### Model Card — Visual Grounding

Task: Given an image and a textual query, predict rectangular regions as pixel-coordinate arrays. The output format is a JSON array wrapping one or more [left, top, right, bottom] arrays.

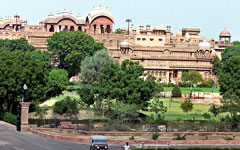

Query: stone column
[[20, 102, 31, 132]]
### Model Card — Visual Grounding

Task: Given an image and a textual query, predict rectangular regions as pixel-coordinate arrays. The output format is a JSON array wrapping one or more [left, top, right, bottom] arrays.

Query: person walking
[[123, 142, 130, 150]]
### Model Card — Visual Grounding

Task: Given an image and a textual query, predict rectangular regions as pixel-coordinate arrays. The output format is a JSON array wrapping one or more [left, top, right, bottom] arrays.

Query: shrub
[[152, 132, 160, 140], [205, 136, 208, 140], [171, 85, 182, 97], [206, 80, 215, 88], [202, 113, 211, 120], [129, 136, 135, 140], [178, 82, 191, 87], [173, 134, 186, 140], [0, 112, 17, 125], [53, 96, 79, 116], [224, 136, 235, 140]]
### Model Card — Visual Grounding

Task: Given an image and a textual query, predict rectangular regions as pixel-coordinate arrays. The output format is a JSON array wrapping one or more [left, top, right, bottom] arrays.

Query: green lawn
[[146, 98, 222, 121], [40, 91, 79, 107], [163, 87, 220, 94]]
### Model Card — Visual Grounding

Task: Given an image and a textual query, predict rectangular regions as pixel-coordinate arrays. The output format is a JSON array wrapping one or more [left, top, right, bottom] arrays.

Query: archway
[[70, 26, 74, 31]]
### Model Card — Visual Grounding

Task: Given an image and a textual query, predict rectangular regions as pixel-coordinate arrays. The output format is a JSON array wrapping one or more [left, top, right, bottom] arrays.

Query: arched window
[[93, 24, 97, 33], [100, 25, 104, 33], [78, 26, 82, 31], [70, 26, 74, 31], [106, 25, 111, 33], [49, 25, 54, 32]]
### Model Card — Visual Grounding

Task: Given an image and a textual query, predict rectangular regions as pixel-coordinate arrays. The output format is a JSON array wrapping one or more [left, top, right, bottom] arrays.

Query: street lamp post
[[23, 84, 27, 102]]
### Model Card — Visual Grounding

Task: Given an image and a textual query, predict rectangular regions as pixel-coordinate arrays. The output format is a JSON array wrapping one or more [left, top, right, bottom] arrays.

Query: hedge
[[29, 118, 110, 127], [134, 148, 240, 150], [0, 112, 17, 125]]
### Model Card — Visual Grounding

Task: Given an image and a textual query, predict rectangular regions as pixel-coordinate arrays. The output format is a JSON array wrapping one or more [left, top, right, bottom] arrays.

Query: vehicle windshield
[[93, 140, 108, 144]]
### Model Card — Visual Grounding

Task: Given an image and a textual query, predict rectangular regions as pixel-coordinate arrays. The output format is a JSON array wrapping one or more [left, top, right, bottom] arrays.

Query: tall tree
[[212, 56, 222, 76], [79, 49, 113, 86], [0, 51, 50, 113], [181, 71, 203, 98], [92, 60, 158, 107], [46, 69, 69, 98], [0, 38, 35, 52], [221, 45, 240, 62], [47, 31, 105, 77], [218, 56, 240, 98]]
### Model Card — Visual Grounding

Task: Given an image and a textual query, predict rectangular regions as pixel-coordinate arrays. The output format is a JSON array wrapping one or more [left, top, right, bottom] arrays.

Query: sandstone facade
[[0, 7, 232, 83]]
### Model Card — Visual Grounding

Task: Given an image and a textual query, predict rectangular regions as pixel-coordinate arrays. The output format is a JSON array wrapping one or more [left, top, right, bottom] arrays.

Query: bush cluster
[[28, 118, 109, 127], [0, 112, 17, 125], [171, 85, 182, 97], [152, 132, 160, 140], [172, 134, 186, 140]]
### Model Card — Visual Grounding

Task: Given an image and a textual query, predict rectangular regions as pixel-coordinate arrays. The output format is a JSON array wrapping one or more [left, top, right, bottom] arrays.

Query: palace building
[[0, 7, 232, 83]]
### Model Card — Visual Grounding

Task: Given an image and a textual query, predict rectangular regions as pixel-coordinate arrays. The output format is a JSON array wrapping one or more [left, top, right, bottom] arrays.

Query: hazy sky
[[0, 0, 239, 40]]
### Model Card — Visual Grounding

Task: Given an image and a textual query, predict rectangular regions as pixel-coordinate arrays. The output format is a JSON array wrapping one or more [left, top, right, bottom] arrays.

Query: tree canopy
[[0, 38, 35, 52], [79, 49, 113, 86], [46, 69, 69, 98], [221, 45, 240, 62], [181, 71, 203, 85], [0, 50, 50, 112], [92, 60, 158, 107], [212, 56, 222, 76], [180, 99, 193, 114], [47, 31, 105, 77], [218, 56, 240, 97]]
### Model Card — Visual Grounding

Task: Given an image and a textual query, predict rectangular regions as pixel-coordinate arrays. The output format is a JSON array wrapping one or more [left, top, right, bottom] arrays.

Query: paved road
[[0, 121, 123, 150]]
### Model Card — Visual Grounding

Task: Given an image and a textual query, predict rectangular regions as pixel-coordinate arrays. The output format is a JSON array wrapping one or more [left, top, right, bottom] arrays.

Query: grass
[[40, 90, 222, 121], [146, 98, 222, 121], [163, 87, 220, 94], [40, 91, 79, 107]]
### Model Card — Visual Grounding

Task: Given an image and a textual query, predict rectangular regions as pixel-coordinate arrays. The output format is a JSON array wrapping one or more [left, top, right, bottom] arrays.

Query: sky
[[0, 0, 239, 41]]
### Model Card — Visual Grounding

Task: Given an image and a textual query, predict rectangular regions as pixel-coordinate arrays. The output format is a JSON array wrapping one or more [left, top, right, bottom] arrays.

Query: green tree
[[221, 45, 240, 62], [218, 56, 240, 98], [112, 101, 140, 122], [53, 96, 80, 127], [92, 60, 158, 107], [78, 49, 113, 107], [47, 31, 105, 77], [233, 41, 240, 46], [171, 85, 182, 98], [46, 69, 68, 98], [79, 49, 113, 86], [147, 98, 167, 121], [114, 28, 123, 34], [78, 87, 95, 107], [0, 50, 50, 113], [209, 104, 220, 132], [212, 56, 222, 76], [209, 104, 220, 118], [181, 71, 203, 98], [220, 89, 240, 117], [0, 38, 35, 52], [206, 80, 215, 88], [180, 99, 193, 115]]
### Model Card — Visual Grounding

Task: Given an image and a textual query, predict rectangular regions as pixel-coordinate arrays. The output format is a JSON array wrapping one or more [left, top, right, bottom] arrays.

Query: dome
[[198, 40, 211, 49], [120, 40, 130, 47], [220, 28, 231, 37], [57, 10, 74, 17], [87, 7, 114, 24]]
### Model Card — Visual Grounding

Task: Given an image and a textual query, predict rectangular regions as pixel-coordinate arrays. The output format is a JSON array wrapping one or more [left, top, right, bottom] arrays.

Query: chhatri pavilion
[[0, 7, 232, 83]]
